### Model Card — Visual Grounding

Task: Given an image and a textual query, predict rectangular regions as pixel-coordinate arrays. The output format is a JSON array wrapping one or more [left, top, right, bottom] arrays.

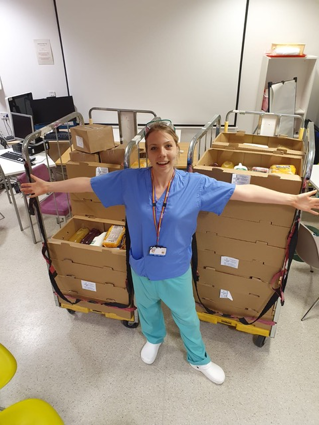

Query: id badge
[[149, 246, 167, 257]]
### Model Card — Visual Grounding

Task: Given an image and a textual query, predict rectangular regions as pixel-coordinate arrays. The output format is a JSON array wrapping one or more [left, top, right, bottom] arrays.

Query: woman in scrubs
[[21, 120, 319, 385]]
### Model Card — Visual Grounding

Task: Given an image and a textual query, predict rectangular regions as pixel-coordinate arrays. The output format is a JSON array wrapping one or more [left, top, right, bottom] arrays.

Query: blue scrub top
[[91, 168, 235, 280]]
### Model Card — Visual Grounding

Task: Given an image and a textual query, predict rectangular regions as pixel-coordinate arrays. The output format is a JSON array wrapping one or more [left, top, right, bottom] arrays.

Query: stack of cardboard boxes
[[47, 124, 133, 320], [193, 131, 304, 331]]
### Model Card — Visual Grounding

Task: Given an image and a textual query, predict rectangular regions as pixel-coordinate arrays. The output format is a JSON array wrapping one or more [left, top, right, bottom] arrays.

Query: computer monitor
[[31, 96, 75, 126], [5, 92, 33, 115], [11, 113, 34, 140]]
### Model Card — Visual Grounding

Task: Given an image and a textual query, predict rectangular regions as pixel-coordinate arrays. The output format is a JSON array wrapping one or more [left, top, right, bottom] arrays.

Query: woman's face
[[146, 130, 178, 175]]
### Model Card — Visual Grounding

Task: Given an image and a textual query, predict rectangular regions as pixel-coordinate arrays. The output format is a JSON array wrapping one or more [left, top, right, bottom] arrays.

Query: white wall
[[1, 0, 319, 141], [0, 0, 67, 136]]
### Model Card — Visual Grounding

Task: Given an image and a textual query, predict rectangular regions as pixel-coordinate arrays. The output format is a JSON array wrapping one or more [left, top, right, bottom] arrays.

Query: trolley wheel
[[253, 335, 266, 347], [122, 320, 139, 329], [67, 309, 76, 315]]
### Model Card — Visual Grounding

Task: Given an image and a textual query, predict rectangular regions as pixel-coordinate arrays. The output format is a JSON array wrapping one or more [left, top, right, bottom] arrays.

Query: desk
[[0, 149, 55, 232], [310, 164, 319, 190]]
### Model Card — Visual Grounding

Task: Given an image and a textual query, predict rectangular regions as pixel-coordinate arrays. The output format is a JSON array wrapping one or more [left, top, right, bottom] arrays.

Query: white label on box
[[81, 280, 97, 292], [221, 256, 239, 269], [75, 135, 84, 148], [231, 174, 251, 185], [96, 167, 109, 176], [220, 289, 233, 301]]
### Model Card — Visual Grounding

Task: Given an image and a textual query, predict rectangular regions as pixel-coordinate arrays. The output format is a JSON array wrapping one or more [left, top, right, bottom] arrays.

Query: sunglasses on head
[[144, 119, 176, 137]]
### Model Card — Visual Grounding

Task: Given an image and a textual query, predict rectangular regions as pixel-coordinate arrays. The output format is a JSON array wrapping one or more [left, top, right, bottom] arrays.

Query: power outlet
[[48, 91, 56, 97], [0, 112, 9, 120]]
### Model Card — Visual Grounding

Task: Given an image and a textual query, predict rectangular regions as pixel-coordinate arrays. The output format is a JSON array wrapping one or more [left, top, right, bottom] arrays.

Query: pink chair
[[17, 164, 71, 242]]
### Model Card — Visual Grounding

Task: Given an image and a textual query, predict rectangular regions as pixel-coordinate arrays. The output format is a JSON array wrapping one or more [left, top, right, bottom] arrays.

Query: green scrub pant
[[131, 267, 211, 366]]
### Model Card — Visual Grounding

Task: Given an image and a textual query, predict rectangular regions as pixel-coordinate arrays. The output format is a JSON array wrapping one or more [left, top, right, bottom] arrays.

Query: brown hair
[[144, 122, 179, 149]]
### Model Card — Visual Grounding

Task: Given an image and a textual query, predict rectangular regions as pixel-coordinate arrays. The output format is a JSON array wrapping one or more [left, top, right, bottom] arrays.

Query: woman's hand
[[20, 174, 49, 198], [293, 189, 319, 215]]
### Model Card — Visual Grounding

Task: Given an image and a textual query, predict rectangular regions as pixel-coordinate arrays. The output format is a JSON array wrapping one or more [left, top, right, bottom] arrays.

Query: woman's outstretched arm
[[231, 184, 319, 216], [20, 175, 93, 198]]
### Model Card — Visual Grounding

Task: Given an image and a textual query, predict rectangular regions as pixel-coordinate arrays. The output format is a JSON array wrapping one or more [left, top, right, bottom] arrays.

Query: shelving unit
[[255, 54, 317, 124]]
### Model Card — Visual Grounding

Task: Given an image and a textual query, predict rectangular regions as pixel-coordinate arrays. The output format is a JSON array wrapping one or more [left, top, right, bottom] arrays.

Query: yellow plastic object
[[221, 161, 234, 169], [0, 343, 17, 389], [102, 225, 125, 248], [269, 164, 296, 175], [299, 127, 304, 140], [68, 227, 90, 243], [197, 312, 270, 337], [0, 399, 64, 424], [224, 121, 229, 132]]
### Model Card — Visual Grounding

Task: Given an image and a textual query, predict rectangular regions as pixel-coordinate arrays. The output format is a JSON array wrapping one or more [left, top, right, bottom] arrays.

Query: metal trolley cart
[[19, 108, 156, 328], [187, 110, 315, 347]]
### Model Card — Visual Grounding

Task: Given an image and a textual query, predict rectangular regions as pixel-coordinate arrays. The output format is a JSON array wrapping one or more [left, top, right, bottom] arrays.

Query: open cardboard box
[[195, 146, 303, 182], [213, 131, 304, 154]]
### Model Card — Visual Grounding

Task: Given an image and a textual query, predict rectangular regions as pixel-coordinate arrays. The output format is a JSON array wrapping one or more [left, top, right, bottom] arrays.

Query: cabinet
[[255, 55, 317, 124]]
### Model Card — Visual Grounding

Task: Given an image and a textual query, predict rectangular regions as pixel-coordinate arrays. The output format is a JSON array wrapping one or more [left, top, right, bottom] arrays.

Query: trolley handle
[[187, 114, 221, 171], [224, 109, 304, 140]]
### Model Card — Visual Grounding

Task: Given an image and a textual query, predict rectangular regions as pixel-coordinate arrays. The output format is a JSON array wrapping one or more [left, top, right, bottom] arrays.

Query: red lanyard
[[152, 171, 175, 246]]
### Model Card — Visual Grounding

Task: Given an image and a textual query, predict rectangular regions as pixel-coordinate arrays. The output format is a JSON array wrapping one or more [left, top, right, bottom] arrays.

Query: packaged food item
[[90, 231, 107, 247], [68, 227, 90, 243], [221, 161, 234, 169], [269, 165, 296, 175], [80, 228, 101, 244], [252, 166, 269, 173], [234, 163, 248, 171], [102, 225, 125, 248]]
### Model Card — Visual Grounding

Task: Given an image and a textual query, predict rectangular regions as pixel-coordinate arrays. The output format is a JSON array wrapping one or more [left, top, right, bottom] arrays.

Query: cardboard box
[[99, 145, 126, 165], [48, 217, 126, 271], [197, 250, 282, 282], [194, 147, 303, 194], [69, 150, 99, 162], [71, 124, 115, 153], [56, 275, 129, 304], [193, 268, 275, 318], [53, 258, 127, 288], [213, 131, 304, 154], [70, 198, 125, 222], [214, 201, 296, 228], [58, 296, 133, 320], [196, 216, 290, 248], [196, 232, 285, 268], [65, 161, 126, 221], [66, 161, 122, 178]]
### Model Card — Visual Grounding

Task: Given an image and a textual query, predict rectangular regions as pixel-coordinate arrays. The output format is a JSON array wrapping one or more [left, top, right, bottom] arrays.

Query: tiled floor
[[0, 189, 319, 425]]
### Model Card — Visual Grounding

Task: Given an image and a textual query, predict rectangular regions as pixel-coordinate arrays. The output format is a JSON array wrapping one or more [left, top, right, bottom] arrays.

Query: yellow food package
[[102, 225, 125, 248], [221, 161, 234, 169], [68, 227, 90, 243], [270, 165, 296, 175]]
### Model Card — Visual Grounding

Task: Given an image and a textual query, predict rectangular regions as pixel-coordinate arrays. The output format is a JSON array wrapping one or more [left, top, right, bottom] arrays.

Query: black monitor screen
[[11, 113, 34, 139], [31, 96, 75, 125], [7, 92, 33, 115]]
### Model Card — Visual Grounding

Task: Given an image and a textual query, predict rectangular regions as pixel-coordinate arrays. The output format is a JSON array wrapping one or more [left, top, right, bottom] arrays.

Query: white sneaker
[[141, 341, 162, 365], [190, 361, 225, 385]]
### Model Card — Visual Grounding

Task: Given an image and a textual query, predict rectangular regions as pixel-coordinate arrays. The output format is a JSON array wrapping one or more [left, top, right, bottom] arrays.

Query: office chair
[[17, 164, 71, 242], [0, 343, 64, 424], [295, 223, 319, 321]]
